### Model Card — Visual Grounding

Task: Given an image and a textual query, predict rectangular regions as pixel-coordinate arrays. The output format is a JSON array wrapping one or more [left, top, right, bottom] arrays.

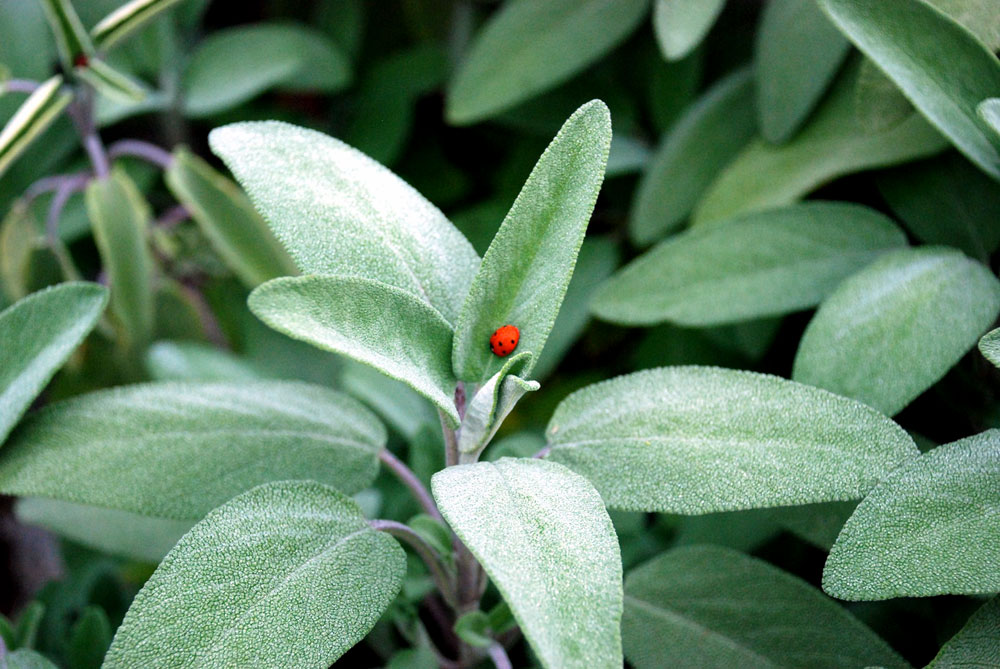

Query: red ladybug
[[489, 324, 520, 357]]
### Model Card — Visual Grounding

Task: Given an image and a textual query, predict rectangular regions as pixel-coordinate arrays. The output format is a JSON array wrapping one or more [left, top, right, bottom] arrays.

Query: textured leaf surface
[[546, 366, 919, 514], [596, 203, 907, 326], [824, 430, 1000, 600], [0, 381, 385, 519], [8, 650, 58, 669], [432, 458, 623, 669], [793, 247, 1000, 416], [446, 0, 647, 124], [694, 61, 947, 223], [452, 101, 610, 383], [756, 0, 851, 143], [0, 283, 106, 444], [458, 352, 538, 459], [819, 0, 1000, 179], [165, 147, 296, 288], [652, 0, 725, 61], [927, 596, 1000, 667], [210, 121, 479, 325], [630, 69, 756, 245], [980, 327, 1000, 368], [250, 275, 458, 424], [623, 546, 908, 669], [103, 481, 405, 668]]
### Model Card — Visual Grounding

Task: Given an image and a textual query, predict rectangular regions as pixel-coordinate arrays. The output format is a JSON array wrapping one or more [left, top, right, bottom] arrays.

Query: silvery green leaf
[[7, 650, 58, 669], [144, 340, 265, 382], [0, 75, 72, 179], [652, 0, 726, 61], [458, 352, 538, 460], [927, 596, 1000, 667], [979, 97, 1000, 139], [979, 327, 1000, 368], [545, 366, 919, 514], [91, 0, 185, 51]]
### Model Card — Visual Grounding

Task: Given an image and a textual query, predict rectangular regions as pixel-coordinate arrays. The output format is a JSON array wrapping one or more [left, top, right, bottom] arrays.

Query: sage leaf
[[630, 68, 756, 245], [0, 75, 72, 179], [210, 121, 479, 326], [979, 97, 1000, 138], [596, 203, 907, 327], [545, 366, 919, 514], [67, 606, 111, 669], [74, 58, 147, 104], [103, 481, 405, 668], [39, 0, 92, 70], [0, 282, 107, 445], [8, 650, 58, 669], [165, 147, 296, 288], [755, 0, 851, 143], [91, 0, 185, 51], [249, 275, 459, 425], [0, 381, 385, 519], [458, 352, 539, 459], [979, 327, 1000, 368], [623, 546, 908, 668], [652, 0, 725, 61], [452, 100, 610, 383], [145, 340, 265, 382], [818, 0, 1000, 179], [824, 429, 1000, 600], [446, 0, 647, 124], [793, 247, 1000, 416], [927, 596, 1000, 667], [694, 60, 947, 224], [85, 169, 155, 348], [432, 458, 623, 669]]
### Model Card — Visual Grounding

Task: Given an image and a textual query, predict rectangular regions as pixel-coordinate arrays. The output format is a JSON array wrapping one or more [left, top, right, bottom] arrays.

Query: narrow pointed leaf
[[630, 69, 756, 245], [85, 169, 154, 348], [597, 203, 907, 327], [793, 247, 1000, 416], [545, 366, 919, 514], [211, 121, 479, 325], [39, 0, 92, 69], [927, 596, 1000, 667], [818, 0, 1000, 179], [249, 275, 458, 425], [432, 458, 623, 669], [91, 0, 185, 51], [756, 0, 851, 143], [652, 0, 725, 61], [452, 100, 610, 383], [0, 282, 107, 444], [824, 430, 1000, 600], [0, 75, 72, 179], [458, 352, 538, 458], [166, 147, 297, 288], [75, 58, 146, 104], [446, 0, 647, 124], [0, 381, 385, 519], [624, 546, 908, 669], [103, 481, 405, 668], [979, 327, 1000, 368]]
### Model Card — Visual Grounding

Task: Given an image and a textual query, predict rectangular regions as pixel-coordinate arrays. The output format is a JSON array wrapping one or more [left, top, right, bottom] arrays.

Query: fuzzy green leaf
[[545, 366, 919, 514], [818, 0, 1000, 179], [0, 75, 72, 179], [927, 596, 1000, 667], [824, 430, 1000, 600], [210, 121, 479, 326], [446, 0, 647, 124], [458, 352, 538, 459], [596, 203, 907, 327], [8, 650, 58, 669], [452, 100, 610, 383], [0, 381, 385, 519], [0, 283, 107, 444], [623, 546, 908, 668], [980, 327, 1000, 368], [145, 340, 265, 382], [91, 0, 185, 51], [249, 275, 458, 425], [102, 481, 405, 668], [793, 247, 1000, 416], [756, 0, 851, 143], [432, 458, 623, 669], [652, 0, 725, 61], [979, 97, 1000, 138], [630, 68, 756, 245]]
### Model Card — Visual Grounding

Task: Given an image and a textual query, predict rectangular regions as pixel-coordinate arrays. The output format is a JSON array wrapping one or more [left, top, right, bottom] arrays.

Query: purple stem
[[46, 174, 90, 243], [3, 79, 41, 94], [108, 139, 175, 170], [369, 519, 458, 608], [23, 171, 91, 204], [533, 446, 551, 459], [379, 449, 443, 522], [156, 204, 190, 229], [487, 643, 513, 669]]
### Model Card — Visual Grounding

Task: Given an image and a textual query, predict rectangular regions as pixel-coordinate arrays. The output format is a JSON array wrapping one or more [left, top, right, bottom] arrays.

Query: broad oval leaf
[[446, 0, 647, 124], [818, 0, 1000, 179], [596, 203, 907, 327], [8, 650, 58, 669], [249, 275, 458, 425], [0, 282, 107, 444], [979, 327, 1000, 368], [694, 60, 948, 224], [755, 0, 851, 143], [0, 380, 386, 519], [927, 596, 1000, 668], [545, 366, 919, 514], [452, 100, 610, 383], [165, 146, 297, 288], [652, 0, 726, 61], [210, 121, 479, 326], [103, 481, 405, 668], [630, 68, 756, 245], [793, 247, 1000, 416], [432, 458, 623, 669], [624, 546, 908, 668], [825, 430, 1000, 600]]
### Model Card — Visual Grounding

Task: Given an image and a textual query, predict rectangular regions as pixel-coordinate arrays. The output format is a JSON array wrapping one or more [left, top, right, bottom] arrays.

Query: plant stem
[[487, 643, 513, 669], [155, 204, 190, 229], [45, 174, 88, 281], [379, 449, 443, 522], [108, 139, 175, 169], [369, 519, 458, 609], [67, 86, 110, 179], [442, 413, 460, 467], [533, 446, 551, 459]]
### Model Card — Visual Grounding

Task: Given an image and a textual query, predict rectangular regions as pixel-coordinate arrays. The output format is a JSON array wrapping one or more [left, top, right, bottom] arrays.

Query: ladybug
[[73, 53, 89, 68], [489, 324, 520, 357]]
